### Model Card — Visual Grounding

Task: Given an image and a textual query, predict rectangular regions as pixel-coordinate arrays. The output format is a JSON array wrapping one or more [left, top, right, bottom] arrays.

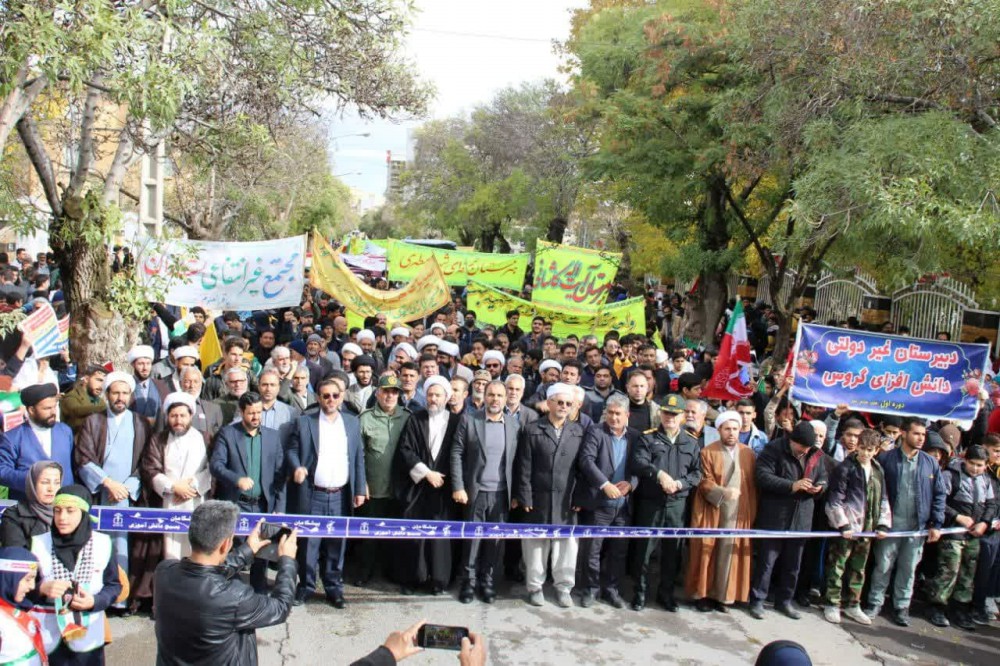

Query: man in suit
[[209, 391, 286, 592], [0, 383, 75, 499], [285, 378, 367, 608], [452, 380, 520, 604], [179, 366, 224, 439], [503, 374, 537, 427], [573, 393, 640, 609], [514, 383, 586, 608], [393, 376, 461, 595]]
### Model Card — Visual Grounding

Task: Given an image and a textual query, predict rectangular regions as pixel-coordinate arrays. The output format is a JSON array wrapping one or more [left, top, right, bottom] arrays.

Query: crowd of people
[[0, 246, 996, 663]]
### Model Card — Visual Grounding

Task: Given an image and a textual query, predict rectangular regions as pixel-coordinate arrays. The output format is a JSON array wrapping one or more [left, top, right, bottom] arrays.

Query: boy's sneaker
[[823, 606, 842, 624], [928, 606, 950, 627], [843, 605, 872, 625]]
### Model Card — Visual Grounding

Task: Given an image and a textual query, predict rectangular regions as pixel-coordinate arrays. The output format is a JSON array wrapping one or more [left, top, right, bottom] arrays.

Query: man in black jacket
[[747, 421, 828, 620], [629, 394, 701, 611], [154, 501, 298, 666], [573, 393, 640, 609]]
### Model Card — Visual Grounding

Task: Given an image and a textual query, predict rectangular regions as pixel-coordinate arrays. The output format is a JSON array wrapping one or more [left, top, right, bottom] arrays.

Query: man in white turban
[[686, 409, 758, 612]]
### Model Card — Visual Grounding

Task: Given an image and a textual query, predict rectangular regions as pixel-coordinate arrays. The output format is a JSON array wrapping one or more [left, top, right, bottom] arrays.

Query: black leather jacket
[[153, 543, 296, 665]]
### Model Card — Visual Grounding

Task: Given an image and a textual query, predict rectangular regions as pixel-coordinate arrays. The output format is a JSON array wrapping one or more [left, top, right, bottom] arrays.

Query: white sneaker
[[824, 606, 842, 624], [843, 605, 872, 625]]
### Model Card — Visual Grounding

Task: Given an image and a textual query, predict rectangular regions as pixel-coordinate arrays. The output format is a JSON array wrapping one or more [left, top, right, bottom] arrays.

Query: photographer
[[154, 502, 298, 665]]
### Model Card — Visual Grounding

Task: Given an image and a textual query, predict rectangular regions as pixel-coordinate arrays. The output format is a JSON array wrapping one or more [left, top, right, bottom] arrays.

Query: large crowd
[[0, 246, 996, 664]]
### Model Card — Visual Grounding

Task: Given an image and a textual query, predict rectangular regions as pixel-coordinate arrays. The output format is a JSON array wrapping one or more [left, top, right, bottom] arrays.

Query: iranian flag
[[703, 300, 754, 400]]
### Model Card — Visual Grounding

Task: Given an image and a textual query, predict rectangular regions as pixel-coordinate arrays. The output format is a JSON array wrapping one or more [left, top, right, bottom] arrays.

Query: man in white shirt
[[286, 378, 367, 608]]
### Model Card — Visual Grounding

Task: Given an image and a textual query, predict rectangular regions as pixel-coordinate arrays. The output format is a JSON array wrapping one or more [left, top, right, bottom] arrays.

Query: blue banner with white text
[[790, 324, 990, 421]]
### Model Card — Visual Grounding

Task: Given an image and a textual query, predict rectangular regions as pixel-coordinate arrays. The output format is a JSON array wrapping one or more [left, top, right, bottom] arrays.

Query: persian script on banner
[[311, 235, 451, 322], [137, 236, 306, 310], [18, 302, 67, 358], [466, 281, 644, 339], [790, 324, 990, 421], [531, 240, 622, 307], [386, 240, 529, 290]]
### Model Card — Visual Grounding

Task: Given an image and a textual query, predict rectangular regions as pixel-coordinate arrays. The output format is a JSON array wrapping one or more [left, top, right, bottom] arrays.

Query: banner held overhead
[[387, 240, 529, 290], [532, 239, 622, 307]]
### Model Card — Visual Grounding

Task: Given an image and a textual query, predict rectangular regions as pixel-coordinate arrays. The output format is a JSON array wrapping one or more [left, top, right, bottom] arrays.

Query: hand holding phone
[[417, 624, 470, 651]]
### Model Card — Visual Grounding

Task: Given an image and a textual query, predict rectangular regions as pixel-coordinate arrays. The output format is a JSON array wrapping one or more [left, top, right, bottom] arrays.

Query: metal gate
[[814, 270, 877, 324], [891, 277, 978, 341]]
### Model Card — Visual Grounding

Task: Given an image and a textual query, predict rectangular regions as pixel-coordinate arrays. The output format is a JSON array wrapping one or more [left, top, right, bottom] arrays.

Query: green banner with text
[[387, 240, 529, 289]]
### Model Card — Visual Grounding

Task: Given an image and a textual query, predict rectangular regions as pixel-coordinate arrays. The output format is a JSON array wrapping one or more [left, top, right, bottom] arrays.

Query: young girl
[[0, 547, 46, 665], [31, 485, 121, 665], [823, 429, 892, 624]]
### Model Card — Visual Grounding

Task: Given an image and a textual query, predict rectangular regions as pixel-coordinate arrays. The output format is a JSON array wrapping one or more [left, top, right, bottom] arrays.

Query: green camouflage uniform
[[824, 466, 882, 606], [927, 535, 981, 605]]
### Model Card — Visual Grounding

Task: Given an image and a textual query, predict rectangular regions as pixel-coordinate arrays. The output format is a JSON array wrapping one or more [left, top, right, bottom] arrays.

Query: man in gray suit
[[452, 380, 521, 604]]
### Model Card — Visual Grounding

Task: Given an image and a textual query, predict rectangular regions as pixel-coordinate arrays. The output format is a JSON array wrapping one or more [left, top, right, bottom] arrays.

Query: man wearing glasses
[[286, 378, 367, 608], [482, 351, 505, 380]]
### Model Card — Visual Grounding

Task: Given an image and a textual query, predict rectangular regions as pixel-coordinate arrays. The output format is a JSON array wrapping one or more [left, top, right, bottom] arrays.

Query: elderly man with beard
[[515, 383, 586, 608], [132, 392, 213, 610], [468, 370, 490, 412], [0, 383, 76, 498], [281, 365, 316, 413], [452, 381, 520, 604], [393, 376, 461, 596], [684, 399, 719, 448], [76, 370, 153, 610], [161, 346, 200, 394], [218, 366, 251, 424], [176, 366, 224, 438], [269, 346, 298, 394], [60, 364, 108, 433]]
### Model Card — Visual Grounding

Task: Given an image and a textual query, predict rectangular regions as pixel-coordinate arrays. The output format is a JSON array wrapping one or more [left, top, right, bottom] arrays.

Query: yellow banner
[[387, 239, 529, 289], [532, 240, 622, 307], [310, 235, 451, 323], [467, 281, 645, 339]]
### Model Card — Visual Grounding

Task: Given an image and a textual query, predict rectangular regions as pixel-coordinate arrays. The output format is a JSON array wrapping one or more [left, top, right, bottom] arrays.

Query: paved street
[[105, 577, 1000, 665]]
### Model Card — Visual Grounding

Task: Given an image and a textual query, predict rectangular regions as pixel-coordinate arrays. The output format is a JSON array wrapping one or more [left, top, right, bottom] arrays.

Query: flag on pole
[[199, 322, 223, 371], [702, 300, 754, 400]]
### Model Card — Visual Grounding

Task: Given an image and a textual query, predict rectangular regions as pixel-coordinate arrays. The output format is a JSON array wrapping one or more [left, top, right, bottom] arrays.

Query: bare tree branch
[[16, 116, 62, 217]]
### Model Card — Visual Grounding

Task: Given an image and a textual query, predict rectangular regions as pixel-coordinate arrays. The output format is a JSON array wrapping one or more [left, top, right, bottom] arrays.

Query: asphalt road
[[104, 576, 1000, 665]]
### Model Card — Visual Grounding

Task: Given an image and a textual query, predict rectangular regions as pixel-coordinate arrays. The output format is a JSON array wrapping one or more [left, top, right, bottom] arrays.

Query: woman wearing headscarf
[[0, 462, 63, 549], [31, 485, 121, 665], [0, 547, 47, 665]]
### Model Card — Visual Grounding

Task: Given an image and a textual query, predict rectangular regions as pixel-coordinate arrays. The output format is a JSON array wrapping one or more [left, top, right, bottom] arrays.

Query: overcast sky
[[330, 0, 588, 198]]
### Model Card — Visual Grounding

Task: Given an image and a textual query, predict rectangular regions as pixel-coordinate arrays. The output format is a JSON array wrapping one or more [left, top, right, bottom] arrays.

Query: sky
[[330, 0, 588, 201]]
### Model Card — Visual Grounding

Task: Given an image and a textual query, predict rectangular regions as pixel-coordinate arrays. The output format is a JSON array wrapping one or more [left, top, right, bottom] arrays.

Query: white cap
[[715, 410, 742, 430], [341, 342, 363, 356], [423, 375, 453, 400], [173, 345, 199, 360], [438, 340, 460, 357], [103, 371, 136, 393], [416, 335, 442, 351], [539, 360, 563, 374], [655, 349, 669, 365], [429, 322, 447, 333], [163, 391, 196, 414], [546, 382, 574, 399], [127, 345, 155, 363], [356, 330, 376, 343], [394, 342, 418, 360], [389, 326, 410, 338], [482, 350, 505, 365]]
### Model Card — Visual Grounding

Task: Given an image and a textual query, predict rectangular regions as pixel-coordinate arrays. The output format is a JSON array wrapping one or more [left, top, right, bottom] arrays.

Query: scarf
[[50, 485, 94, 574], [25, 461, 62, 525], [0, 547, 38, 611]]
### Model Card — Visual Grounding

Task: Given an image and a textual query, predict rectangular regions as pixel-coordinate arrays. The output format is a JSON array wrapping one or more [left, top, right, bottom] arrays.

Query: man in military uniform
[[629, 394, 702, 611]]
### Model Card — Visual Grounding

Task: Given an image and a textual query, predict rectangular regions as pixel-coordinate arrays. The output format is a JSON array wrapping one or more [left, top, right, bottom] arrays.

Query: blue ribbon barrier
[[90, 505, 968, 541]]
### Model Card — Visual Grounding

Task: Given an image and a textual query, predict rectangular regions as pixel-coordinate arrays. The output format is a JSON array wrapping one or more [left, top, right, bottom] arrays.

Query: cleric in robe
[[686, 410, 758, 612]]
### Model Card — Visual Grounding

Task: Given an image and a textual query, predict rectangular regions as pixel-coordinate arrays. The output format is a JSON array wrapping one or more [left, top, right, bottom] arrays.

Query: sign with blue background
[[791, 324, 990, 421]]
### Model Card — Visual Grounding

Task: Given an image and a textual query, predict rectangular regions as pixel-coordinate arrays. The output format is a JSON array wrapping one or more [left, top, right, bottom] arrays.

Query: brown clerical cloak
[[686, 441, 758, 604]]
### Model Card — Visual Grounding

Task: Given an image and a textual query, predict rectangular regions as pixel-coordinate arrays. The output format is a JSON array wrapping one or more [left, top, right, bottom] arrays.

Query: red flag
[[703, 300, 754, 400]]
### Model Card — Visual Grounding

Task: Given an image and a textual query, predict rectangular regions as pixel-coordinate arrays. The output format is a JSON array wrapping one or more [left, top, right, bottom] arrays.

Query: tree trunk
[[701, 271, 728, 347], [612, 221, 634, 292], [545, 216, 568, 243], [771, 308, 792, 364]]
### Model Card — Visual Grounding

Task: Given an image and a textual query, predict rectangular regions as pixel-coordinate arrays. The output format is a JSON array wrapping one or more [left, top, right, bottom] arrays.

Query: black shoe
[[328, 593, 346, 609], [927, 606, 949, 628], [715, 600, 729, 614], [400, 585, 416, 596], [954, 608, 976, 631], [747, 602, 766, 620], [697, 598, 714, 613], [459, 584, 475, 604], [891, 607, 911, 627], [602, 590, 626, 609], [480, 586, 496, 604], [656, 594, 679, 612], [292, 591, 309, 607], [776, 602, 801, 620], [794, 594, 811, 609], [631, 594, 646, 611]]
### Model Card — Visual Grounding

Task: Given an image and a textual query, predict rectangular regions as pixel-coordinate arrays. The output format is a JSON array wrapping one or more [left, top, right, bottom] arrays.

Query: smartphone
[[255, 523, 292, 562], [417, 624, 469, 651]]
